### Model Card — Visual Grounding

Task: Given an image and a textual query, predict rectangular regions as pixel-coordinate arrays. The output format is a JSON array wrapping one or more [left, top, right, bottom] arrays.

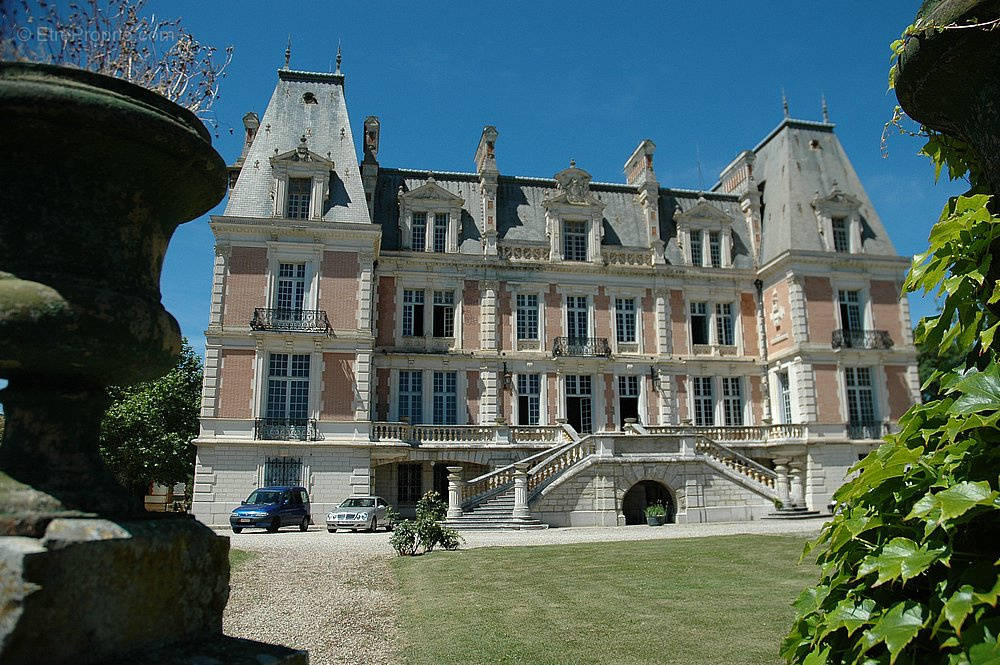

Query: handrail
[[694, 436, 777, 489], [641, 424, 805, 442], [526, 437, 596, 499]]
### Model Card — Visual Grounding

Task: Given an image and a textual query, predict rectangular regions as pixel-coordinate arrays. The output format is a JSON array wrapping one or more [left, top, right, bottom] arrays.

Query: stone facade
[[191, 64, 919, 527]]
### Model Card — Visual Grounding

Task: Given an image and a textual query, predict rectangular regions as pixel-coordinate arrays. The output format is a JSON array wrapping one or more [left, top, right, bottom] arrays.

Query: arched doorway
[[622, 480, 675, 525]]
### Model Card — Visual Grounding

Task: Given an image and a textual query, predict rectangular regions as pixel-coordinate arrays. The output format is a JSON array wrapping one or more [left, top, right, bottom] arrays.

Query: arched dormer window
[[542, 162, 605, 264]]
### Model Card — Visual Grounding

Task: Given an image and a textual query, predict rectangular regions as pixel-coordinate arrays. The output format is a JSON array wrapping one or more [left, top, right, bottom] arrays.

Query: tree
[[99, 339, 203, 498], [782, 21, 1000, 665]]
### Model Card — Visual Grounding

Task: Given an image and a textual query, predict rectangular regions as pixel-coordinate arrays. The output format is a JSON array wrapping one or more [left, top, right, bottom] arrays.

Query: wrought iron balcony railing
[[552, 336, 612, 357], [832, 329, 894, 350], [250, 308, 331, 333], [254, 418, 319, 441], [846, 420, 887, 440]]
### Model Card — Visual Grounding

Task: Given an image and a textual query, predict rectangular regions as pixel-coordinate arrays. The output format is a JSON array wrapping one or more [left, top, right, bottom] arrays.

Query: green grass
[[391, 534, 816, 665], [228, 547, 259, 572]]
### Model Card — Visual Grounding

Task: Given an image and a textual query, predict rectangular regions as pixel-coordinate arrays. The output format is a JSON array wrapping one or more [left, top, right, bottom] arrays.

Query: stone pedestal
[[512, 463, 531, 519], [446, 466, 464, 519], [788, 459, 805, 509], [773, 457, 791, 507]]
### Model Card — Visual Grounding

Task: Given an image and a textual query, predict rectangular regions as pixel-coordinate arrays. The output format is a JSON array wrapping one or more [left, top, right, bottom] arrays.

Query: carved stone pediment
[[270, 135, 334, 170], [674, 197, 733, 226], [811, 183, 862, 213], [398, 175, 465, 206], [543, 161, 605, 210]]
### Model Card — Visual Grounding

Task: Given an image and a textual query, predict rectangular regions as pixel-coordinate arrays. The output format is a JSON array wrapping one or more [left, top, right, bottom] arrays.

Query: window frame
[[562, 219, 589, 262]]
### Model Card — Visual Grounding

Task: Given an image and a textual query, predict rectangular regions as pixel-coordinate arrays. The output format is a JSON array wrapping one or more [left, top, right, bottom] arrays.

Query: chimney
[[624, 140, 663, 264], [475, 127, 500, 255], [228, 111, 260, 189], [362, 115, 380, 216]]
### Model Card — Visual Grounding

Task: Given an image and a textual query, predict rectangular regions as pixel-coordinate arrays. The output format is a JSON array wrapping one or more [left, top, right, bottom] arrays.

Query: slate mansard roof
[[370, 170, 754, 268]]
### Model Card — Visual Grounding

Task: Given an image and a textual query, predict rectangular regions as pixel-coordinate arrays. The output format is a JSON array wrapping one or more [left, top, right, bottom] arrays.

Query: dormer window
[[689, 230, 703, 266], [812, 184, 864, 254], [563, 220, 588, 261], [398, 176, 464, 253], [832, 217, 850, 253], [675, 197, 735, 268], [286, 178, 312, 219]]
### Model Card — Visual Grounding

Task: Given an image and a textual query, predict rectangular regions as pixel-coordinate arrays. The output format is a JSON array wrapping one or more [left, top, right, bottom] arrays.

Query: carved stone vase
[[0, 63, 305, 664]]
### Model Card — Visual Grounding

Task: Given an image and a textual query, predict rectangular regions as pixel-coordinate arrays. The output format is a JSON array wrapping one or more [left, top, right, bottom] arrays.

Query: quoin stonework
[[192, 60, 919, 528]]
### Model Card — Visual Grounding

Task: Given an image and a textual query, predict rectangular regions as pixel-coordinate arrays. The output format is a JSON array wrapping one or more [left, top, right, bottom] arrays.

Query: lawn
[[391, 534, 816, 665]]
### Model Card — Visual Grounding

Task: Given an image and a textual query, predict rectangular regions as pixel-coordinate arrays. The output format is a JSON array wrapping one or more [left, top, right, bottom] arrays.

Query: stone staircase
[[762, 506, 826, 520], [443, 488, 549, 530]]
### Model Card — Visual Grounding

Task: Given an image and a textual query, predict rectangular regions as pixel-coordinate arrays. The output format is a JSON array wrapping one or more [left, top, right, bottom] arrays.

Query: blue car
[[230, 486, 311, 533]]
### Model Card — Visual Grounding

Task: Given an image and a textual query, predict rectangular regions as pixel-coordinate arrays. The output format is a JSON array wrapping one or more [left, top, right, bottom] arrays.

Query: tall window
[[690, 229, 703, 266], [432, 371, 457, 424], [398, 370, 423, 424], [517, 374, 541, 426], [411, 212, 427, 251], [692, 376, 714, 426], [265, 353, 310, 422], [402, 289, 425, 337], [566, 375, 593, 434], [398, 463, 422, 504], [832, 217, 850, 253], [275, 263, 306, 313], [567, 296, 588, 340], [286, 177, 311, 219], [433, 213, 448, 253], [715, 303, 734, 346], [615, 298, 637, 344], [563, 220, 588, 261], [516, 294, 539, 340], [721, 377, 744, 426], [265, 456, 302, 486], [432, 290, 454, 338], [618, 375, 640, 428], [845, 367, 876, 425], [690, 302, 709, 345], [777, 371, 793, 424], [838, 290, 863, 332], [708, 231, 721, 268]]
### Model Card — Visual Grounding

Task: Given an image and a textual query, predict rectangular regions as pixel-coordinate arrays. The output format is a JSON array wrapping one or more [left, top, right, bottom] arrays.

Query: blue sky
[[150, 0, 964, 358]]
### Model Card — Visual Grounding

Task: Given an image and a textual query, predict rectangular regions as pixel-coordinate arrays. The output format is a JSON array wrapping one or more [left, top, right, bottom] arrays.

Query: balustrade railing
[[250, 308, 331, 333], [694, 437, 777, 490], [462, 444, 568, 508], [526, 438, 596, 497], [847, 421, 888, 440], [831, 329, 894, 350], [254, 418, 318, 441], [510, 425, 564, 443], [641, 423, 805, 442], [552, 336, 611, 357], [371, 422, 564, 445]]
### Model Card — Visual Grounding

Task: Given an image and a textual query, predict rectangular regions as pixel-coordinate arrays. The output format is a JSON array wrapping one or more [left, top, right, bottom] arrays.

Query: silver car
[[326, 496, 392, 532]]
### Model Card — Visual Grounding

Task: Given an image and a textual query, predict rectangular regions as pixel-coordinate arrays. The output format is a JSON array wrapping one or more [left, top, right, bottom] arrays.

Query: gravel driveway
[[222, 518, 827, 664]]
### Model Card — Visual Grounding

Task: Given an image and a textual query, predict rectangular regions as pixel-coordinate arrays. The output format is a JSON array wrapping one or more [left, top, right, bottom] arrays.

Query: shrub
[[644, 503, 667, 518], [416, 517, 445, 553], [389, 520, 419, 556], [415, 490, 447, 522]]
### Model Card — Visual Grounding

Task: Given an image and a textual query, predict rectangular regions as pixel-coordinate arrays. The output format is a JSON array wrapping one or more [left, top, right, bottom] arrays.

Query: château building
[[191, 57, 919, 528]]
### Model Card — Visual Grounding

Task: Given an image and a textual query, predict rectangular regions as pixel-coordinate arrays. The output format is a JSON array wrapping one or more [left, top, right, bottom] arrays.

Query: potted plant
[[645, 502, 667, 526]]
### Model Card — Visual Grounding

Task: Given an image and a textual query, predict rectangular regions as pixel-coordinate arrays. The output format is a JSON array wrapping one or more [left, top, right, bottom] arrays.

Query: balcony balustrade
[[552, 336, 611, 357], [846, 420, 887, 440], [832, 329, 894, 350], [254, 417, 319, 441], [250, 308, 331, 333]]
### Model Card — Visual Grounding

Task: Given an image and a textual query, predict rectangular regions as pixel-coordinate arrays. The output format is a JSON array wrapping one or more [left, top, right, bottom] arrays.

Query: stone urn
[[0, 63, 305, 664]]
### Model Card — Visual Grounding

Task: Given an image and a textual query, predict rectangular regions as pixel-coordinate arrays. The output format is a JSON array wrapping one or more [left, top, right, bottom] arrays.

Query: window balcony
[[846, 420, 887, 440], [250, 308, 331, 333], [254, 418, 319, 441], [832, 329, 894, 350], [552, 336, 611, 357]]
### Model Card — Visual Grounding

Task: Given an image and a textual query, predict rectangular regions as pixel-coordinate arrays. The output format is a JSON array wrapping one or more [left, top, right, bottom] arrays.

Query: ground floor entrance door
[[565, 375, 592, 434]]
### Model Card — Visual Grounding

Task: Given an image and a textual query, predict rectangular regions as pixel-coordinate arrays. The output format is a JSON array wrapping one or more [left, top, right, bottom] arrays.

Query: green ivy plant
[[782, 34, 1000, 665]]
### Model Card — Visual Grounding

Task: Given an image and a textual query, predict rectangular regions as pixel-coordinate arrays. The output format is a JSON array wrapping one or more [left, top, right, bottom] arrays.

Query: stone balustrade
[[371, 422, 563, 445], [693, 437, 777, 489], [641, 423, 805, 442]]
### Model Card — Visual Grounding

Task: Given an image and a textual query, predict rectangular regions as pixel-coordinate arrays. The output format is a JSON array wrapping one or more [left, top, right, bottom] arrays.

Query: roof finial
[[782, 87, 790, 119], [570, 158, 576, 168], [284, 36, 291, 69], [335, 41, 342, 75], [821, 93, 830, 123]]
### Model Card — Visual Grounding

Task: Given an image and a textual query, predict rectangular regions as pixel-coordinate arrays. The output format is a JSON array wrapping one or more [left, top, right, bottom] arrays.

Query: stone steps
[[761, 506, 827, 520], [445, 489, 549, 530]]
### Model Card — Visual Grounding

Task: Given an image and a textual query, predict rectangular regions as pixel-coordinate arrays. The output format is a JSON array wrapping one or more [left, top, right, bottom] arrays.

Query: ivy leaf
[[951, 366, 1000, 414], [827, 597, 877, 637], [941, 586, 975, 636], [858, 537, 946, 586], [865, 602, 926, 664], [802, 645, 831, 665], [969, 640, 1000, 665], [934, 481, 998, 522], [793, 584, 831, 615]]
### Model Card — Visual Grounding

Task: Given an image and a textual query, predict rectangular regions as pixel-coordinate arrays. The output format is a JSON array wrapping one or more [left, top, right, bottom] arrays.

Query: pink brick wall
[[884, 365, 913, 419], [462, 280, 480, 350], [225, 247, 267, 327], [644, 375, 659, 425], [740, 292, 758, 357], [321, 353, 355, 420], [675, 375, 688, 422], [218, 349, 255, 418], [375, 368, 390, 421], [498, 281, 512, 351], [466, 370, 480, 424], [813, 364, 841, 423], [594, 287, 611, 340], [319, 251, 359, 330], [375, 276, 395, 347], [545, 285, 562, 344], [764, 280, 792, 353], [805, 276, 835, 342], [670, 290, 686, 354], [641, 289, 656, 352], [870, 280, 904, 345]]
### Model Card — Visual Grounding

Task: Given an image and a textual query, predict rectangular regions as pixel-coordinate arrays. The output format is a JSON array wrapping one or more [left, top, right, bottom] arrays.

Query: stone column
[[786, 274, 809, 344], [773, 457, 791, 507], [446, 466, 464, 519], [356, 251, 375, 333], [788, 458, 805, 508], [512, 463, 530, 519]]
